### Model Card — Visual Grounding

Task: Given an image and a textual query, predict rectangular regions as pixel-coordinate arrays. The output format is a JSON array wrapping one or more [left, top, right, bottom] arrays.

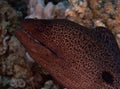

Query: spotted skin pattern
[[15, 19, 120, 89]]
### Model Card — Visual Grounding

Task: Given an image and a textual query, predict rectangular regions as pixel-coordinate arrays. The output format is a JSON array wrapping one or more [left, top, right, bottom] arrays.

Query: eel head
[[15, 19, 120, 89]]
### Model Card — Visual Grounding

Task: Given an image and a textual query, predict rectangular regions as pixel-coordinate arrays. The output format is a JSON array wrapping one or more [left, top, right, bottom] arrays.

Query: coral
[[94, 20, 106, 27], [26, 0, 68, 19], [5, 0, 29, 18], [41, 80, 59, 89], [0, 1, 33, 89], [68, 0, 87, 13], [10, 78, 26, 88], [52, 2, 67, 18], [44, 2, 55, 19]]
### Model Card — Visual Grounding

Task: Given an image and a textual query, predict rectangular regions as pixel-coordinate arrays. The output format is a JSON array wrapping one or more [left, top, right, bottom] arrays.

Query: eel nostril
[[102, 71, 114, 84]]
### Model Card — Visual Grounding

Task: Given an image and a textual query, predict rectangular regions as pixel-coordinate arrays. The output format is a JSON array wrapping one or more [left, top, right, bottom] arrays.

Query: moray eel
[[15, 19, 120, 89]]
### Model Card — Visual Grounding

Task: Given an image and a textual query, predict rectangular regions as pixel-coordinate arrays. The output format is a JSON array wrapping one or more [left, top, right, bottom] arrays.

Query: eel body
[[15, 19, 120, 89]]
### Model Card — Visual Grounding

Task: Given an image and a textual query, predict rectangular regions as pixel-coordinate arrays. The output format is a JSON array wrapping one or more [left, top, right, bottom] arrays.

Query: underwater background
[[0, 0, 120, 89]]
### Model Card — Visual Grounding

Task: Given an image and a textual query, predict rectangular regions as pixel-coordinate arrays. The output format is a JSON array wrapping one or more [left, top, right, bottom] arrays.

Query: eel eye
[[102, 71, 114, 84]]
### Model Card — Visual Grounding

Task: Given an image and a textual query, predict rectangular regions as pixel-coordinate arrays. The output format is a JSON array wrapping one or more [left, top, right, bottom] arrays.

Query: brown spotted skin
[[15, 19, 120, 89]]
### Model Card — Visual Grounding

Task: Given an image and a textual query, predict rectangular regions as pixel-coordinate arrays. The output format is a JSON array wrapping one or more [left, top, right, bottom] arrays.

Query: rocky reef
[[0, 1, 30, 89], [0, 0, 120, 89]]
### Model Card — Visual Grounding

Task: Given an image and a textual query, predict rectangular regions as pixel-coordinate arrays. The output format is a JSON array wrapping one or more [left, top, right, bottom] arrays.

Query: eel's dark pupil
[[102, 71, 114, 84]]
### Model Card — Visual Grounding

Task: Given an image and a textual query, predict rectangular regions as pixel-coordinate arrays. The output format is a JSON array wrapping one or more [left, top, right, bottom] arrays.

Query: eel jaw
[[15, 29, 67, 88], [15, 28, 61, 67]]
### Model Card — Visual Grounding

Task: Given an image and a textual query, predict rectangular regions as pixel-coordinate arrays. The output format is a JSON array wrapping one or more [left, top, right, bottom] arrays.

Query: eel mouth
[[15, 25, 60, 59]]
